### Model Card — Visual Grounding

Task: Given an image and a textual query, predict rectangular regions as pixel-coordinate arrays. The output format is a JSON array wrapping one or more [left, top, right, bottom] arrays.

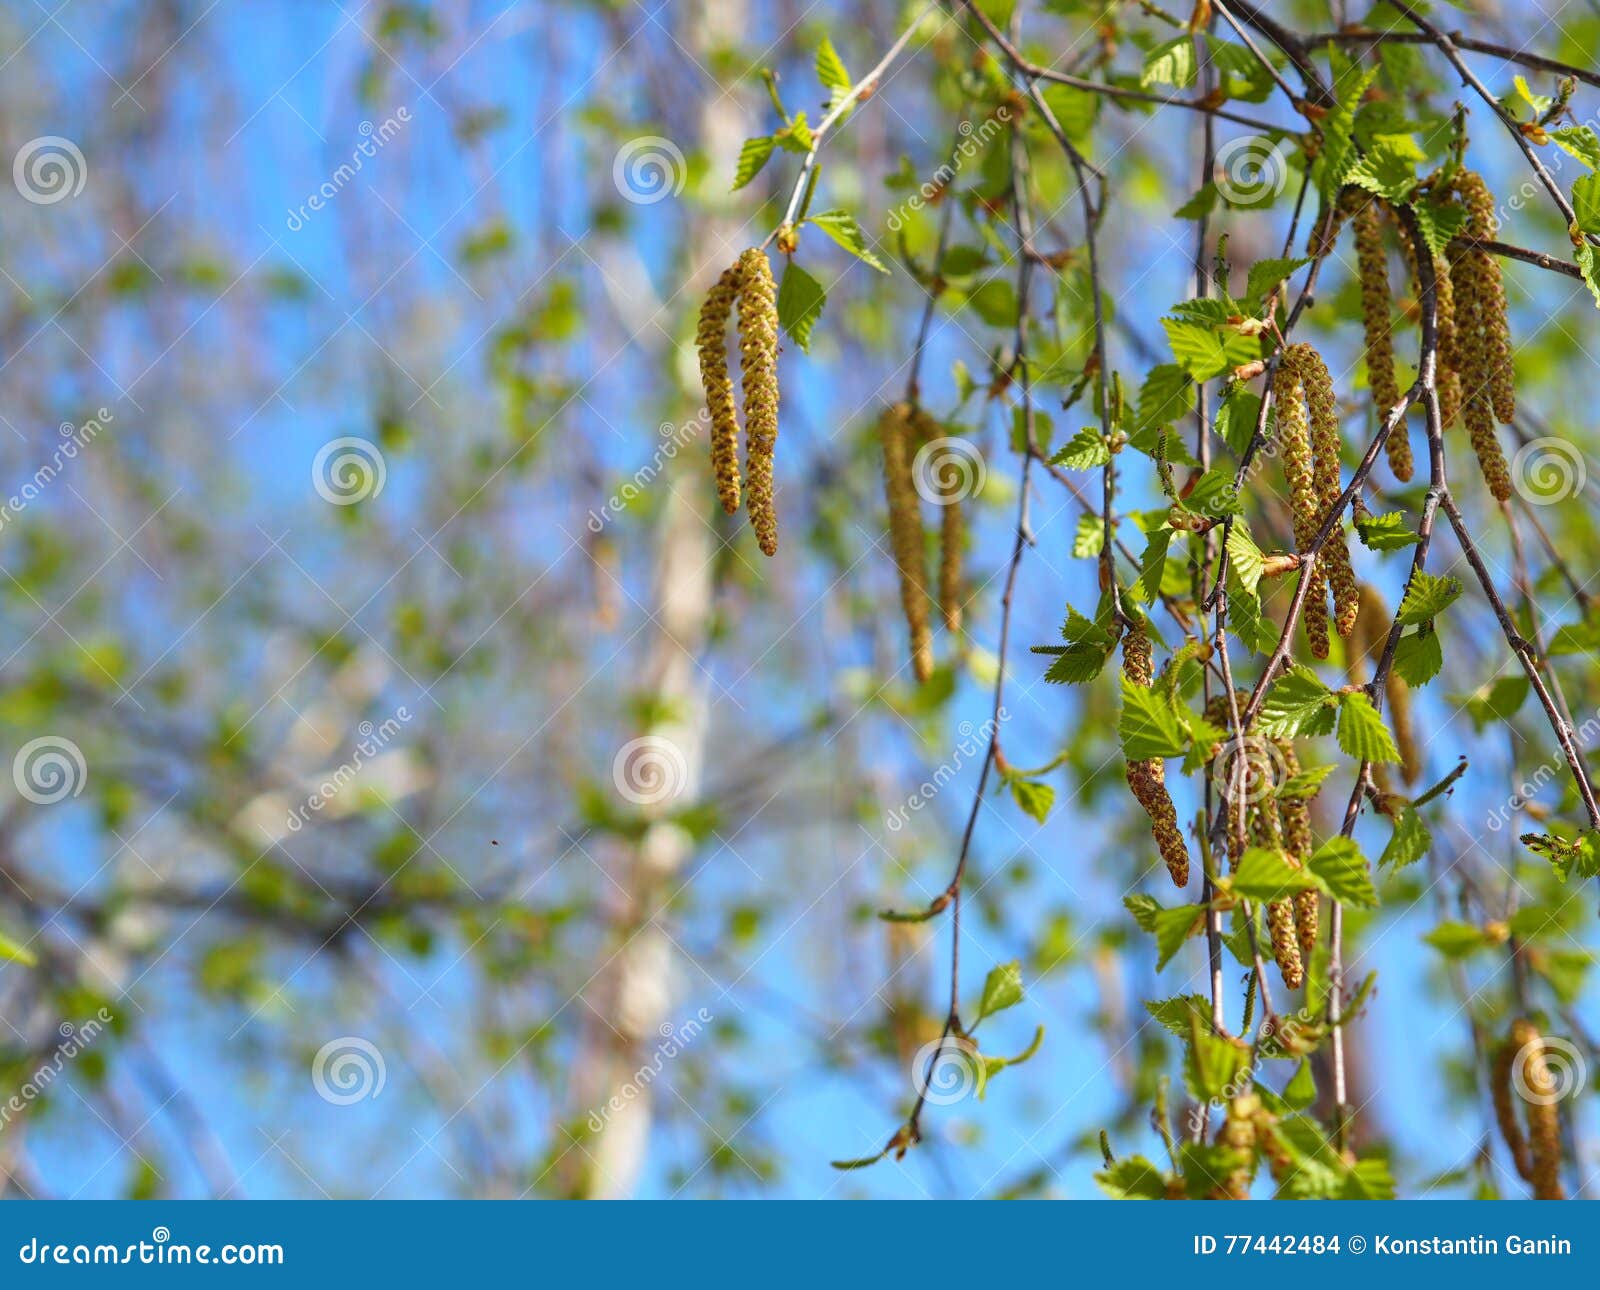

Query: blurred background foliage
[[0, 0, 1597, 1199]]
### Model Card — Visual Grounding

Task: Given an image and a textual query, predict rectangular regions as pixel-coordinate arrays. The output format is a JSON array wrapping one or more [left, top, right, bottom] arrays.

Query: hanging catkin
[[1273, 348, 1329, 658], [910, 406, 964, 632], [879, 404, 933, 684], [1493, 1019, 1566, 1200], [1353, 200, 1410, 481], [1217, 1093, 1260, 1200], [1123, 621, 1190, 888], [1274, 738, 1319, 960], [736, 247, 780, 555], [697, 261, 744, 514], [1449, 172, 1513, 501], [1301, 345, 1359, 640], [1267, 899, 1304, 991]]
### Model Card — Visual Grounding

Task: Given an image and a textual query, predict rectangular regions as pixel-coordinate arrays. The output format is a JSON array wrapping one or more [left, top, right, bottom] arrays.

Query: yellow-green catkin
[[1299, 345, 1359, 641], [1267, 898, 1304, 990], [1275, 738, 1319, 960], [1218, 1093, 1261, 1200], [1353, 200, 1410, 481], [736, 248, 780, 555], [910, 406, 963, 632], [1273, 346, 1330, 659], [1123, 622, 1190, 888], [1495, 1019, 1566, 1200], [697, 261, 744, 514], [1450, 172, 1513, 501], [880, 404, 933, 684]]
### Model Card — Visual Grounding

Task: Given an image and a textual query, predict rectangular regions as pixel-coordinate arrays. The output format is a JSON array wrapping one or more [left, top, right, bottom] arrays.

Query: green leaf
[[1337, 691, 1401, 764], [1185, 1018, 1250, 1103], [815, 36, 850, 95], [1283, 1059, 1317, 1110], [1050, 426, 1111, 469], [1308, 837, 1378, 909], [1007, 774, 1055, 823], [1574, 173, 1600, 237], [976, 960, 1025, 1022], [1095, 1155, 1170, 1200], [1347, 137, 1417, 201], [776, 262, 826, 351], [1318, 65, 1380, 200], [1575, 241, 1600, 310], [1140, 37, 1196, 89], [1392, 624, 1443, 686], [1244, 256, 1310, 306], [1072, 513, 1106, 559], [1423, 920, 1493, 959], [968, 279, 1018, 327], [1119, 677, 1188, 759], [1380, 804, 1431, 869], [0, 930, 37, 966], [1553, 124, 1600, 170], [1396, 571, 1461, 625], [1125, 893, 1204, 970], [1161, 315, 1259, 381], [1354, 511, 1419, 551], [1145, 993, 1212, 1037], [1257, 665, 1336, 739], [1214, 386, 1263, 456], [1461, 675, 1529, 732], [975, 1025, 1045, 1095], [1230, 846, 1319, 903], [1279, 762, 1335, 800], [732, 136, 775, 191], [776, 110, 813, 152], [1136, 363, 1193, 431], [1411, 198, 1468, 259], [807, 209, 888, 273], [1225, 523, 1266, 595]]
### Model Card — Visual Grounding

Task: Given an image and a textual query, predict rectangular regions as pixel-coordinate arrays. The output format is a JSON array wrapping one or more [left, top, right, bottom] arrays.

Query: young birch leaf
[[1119, 677, 1188, 759], [1337, 691, 1401, 763], [1396, 571, 1462, 625], [1308, 837, 1379, 908], [975, 960, 1024, 1022], [732, 136, 775, 191], [776, 262, 826, 351], [807, 209, 888, 273], [1392, 625, 1443, 686]]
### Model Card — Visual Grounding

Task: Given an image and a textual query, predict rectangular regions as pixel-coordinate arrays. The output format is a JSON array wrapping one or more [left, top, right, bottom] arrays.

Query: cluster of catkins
[[1205, 695, 1320, 991], [696, 248, 781, 555], [1329, 176, 1515, 500], [1272, 343, 1358, 660], [1121, 620, 1190, 888], [878, 403, 965, 683], [1213, 1090, 1308, 1199], [1492, 1018, 1565, 1199]]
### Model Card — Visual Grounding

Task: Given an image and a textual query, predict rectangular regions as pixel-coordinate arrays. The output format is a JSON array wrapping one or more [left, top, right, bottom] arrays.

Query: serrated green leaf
[[807, 208, 888, 273], [815, 36, 850, 94], [776, 261, 826, 351], [1125, 893, 1203, 969], [1095, 1155, 1170, 1200], [1392, 624, 1443, 686], [1007, 775, 1055, 823], [1283, 1059, 1316, 1110], [1257, 665, 1336, 739], [1140, 37, 1197, 89], [1553, 124, 1600, 170], [1145, 993, 1212, 1037], [732, 135, 776, 191], [1120, 677, 1188, 759], [1337, 690, 1401, 763], [1230, 846, 1319, 902], [976, 959, 1025, 1022], [1225, 523, 1266, 595], [1244, 256, 1309, 307], [1422, 919, 1493, 959], [1354, 511, 1419, 551], [1380, 803, 1431, 869], [1308, 836, 1378, 908], [1396, 571, 1461, 625], [1051, 426, 1111, 469]]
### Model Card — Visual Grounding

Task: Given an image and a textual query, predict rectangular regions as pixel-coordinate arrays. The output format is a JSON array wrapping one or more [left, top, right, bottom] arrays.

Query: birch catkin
[[1123, 621, 1190, 888], [697, 261, 744, 514], [1449, 172, 1513, 501], [1494, 1019, 1567, 1200], [1275, 738, 1319, 960], [1353, 200, 1410, 481], [1274, 346, 1331, 656], [879, 404, 933, 684], [736, 247, 780, 555], [910, 406, 963, 632]]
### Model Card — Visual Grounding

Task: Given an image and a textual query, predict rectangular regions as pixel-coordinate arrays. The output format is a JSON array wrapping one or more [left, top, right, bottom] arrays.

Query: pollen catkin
[[1353, 200, 1409, 481], [1495, 1019, 1566, 1200], [910, 406, 963, 632], [1299, 345, 1359, 640], [1449, 173, 1513, 501], [697, 261, 744, 514], [1123, 622, 1190, 888], [880, 404, 933, 683], [1276, 738, 1319, 958], [1267, 898, 1304, 990], [736, 247, 780, 555], [1273, 347, 1330, 659], [1218, 1093, 1260, 1200]]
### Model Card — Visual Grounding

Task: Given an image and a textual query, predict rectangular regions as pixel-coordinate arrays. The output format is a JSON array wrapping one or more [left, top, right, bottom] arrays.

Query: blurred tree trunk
[[562, 0, 747, 1199]]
